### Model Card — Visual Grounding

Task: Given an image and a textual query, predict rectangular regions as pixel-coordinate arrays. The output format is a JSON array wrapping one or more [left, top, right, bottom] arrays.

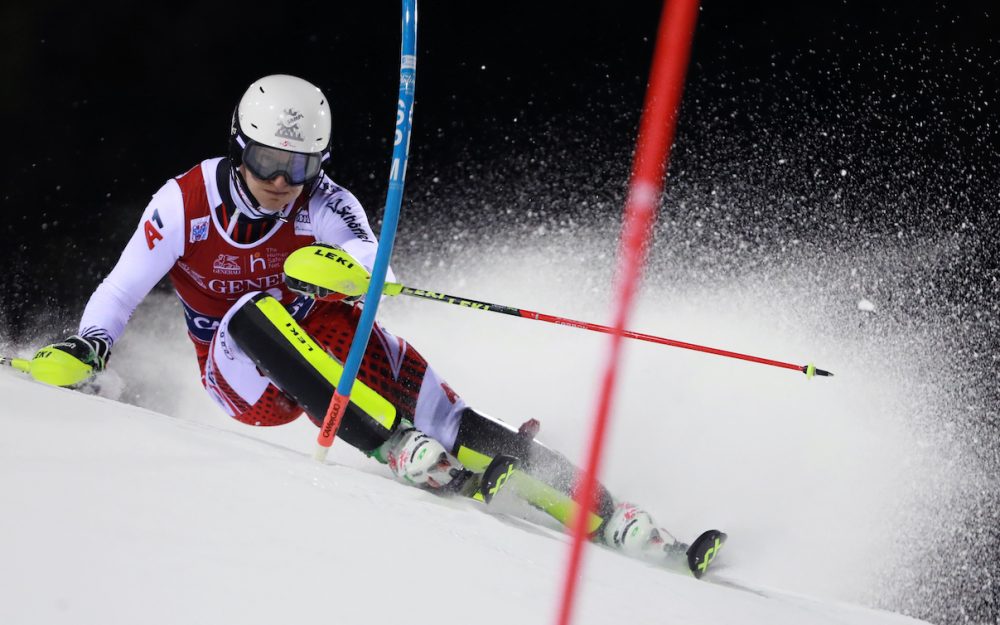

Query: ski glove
[[30, 334, 111, 387], [283, 242, 371, 304]]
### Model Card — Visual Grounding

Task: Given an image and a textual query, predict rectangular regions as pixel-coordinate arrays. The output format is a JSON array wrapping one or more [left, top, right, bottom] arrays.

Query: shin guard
[[452, 407, 616, 533], [227, 293, 397, 453]]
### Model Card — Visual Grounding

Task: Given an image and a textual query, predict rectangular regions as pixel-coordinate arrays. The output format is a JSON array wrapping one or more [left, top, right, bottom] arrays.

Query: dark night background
[[2, 2, 998, 623]]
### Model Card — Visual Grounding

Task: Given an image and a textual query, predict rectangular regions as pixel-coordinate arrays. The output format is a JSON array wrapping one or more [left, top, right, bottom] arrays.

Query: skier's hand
[[284, 243, 371, 304], [30, 334, 111, 387]]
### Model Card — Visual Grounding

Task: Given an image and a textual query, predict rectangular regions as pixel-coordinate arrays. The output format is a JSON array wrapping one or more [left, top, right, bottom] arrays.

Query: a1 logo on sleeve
[[144, 209, 164, 250]]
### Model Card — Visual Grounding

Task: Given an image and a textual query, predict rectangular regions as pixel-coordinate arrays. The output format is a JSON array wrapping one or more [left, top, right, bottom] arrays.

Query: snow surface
[[1, 373, 929, 625], [1, 261, 939, 625]]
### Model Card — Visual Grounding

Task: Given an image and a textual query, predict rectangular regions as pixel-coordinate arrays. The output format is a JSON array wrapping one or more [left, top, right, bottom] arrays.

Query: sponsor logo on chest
[[207, 272, 285, 295], [177, 260, 208, 289], [190, 216, 210, 243], [294, 209, 312, 236], [247, 247, 289, 273], [213, 254, 241, 275], [205, 248, 290, 295]]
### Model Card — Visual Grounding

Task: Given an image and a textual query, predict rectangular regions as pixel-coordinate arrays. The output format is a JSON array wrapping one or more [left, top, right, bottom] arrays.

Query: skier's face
[[241, 164, 303, 210]]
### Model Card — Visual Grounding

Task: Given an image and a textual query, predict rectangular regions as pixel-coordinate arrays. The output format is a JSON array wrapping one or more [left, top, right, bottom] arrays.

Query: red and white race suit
[[78, 158, 465, 448]]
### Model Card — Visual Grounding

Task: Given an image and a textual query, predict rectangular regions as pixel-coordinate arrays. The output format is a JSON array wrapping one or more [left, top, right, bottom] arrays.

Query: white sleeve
[[309, 183, 397, 284], [78, 180, 185, 344]]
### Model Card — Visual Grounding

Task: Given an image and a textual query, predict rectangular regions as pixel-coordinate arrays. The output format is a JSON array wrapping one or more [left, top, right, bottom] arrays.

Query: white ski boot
[[604, 503, 729, 578], [603, 502, 688, 559], [377, 421, 465, 489]]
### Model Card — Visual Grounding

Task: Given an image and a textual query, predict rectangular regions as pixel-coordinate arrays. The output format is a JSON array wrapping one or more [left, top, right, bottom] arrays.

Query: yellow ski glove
[[284, 243, 371, 303], [31, 334, 111, 387]]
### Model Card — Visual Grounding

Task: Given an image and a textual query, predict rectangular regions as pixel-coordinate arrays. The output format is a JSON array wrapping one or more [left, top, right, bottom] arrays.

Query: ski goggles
[[242, 142, 323, 186]]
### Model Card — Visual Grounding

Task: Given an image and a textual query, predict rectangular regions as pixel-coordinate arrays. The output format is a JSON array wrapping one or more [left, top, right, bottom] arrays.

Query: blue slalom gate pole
[[315, 0, 418, 460]]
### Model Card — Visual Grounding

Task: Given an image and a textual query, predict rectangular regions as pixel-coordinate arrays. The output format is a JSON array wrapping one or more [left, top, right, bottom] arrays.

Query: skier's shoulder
[[135, 157, 225, 245], [306, 175, 374, 243], [171, 157, 225, 200], [309, 174, 364, 216], [145, 157, 223, 203], [167, 156, 221, 184], [152, 157, 228, 222]]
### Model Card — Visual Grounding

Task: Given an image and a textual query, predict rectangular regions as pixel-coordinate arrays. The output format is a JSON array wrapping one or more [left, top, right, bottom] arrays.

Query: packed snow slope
[[5, 220, 982, 624], [2, 371, 928, 625]]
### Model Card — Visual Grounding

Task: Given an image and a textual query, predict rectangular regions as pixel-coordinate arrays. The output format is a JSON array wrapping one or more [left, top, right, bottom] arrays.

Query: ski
[[683, 529, 727, 579], [447, 454, 519, 504], [441, 443, 728, 581]]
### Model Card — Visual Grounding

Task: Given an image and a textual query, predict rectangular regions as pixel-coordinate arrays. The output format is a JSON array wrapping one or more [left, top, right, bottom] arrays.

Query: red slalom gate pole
[[555, 1, 700, 625]]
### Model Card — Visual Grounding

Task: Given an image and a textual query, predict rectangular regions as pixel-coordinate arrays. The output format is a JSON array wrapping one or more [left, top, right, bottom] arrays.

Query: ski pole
[[306, 246, 833, 378], [1, 356, 31, 374], [313, 0, 418, 461], [381, 283, 833, 377]]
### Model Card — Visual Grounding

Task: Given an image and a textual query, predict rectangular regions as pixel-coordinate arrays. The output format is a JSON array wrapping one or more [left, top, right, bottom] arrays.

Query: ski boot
[[375, 421, 465, 489], [603, 502, 726, 579], [374, 420, 518, 503]]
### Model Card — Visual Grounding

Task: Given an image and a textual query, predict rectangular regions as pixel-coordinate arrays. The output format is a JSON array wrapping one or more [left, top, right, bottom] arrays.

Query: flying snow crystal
[[857, 299, 876, 312]]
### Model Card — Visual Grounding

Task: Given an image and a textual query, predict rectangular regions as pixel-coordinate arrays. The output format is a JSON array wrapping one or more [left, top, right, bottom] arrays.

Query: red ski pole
[[313, 249, 835, 378], [386, 285, 833, 377]]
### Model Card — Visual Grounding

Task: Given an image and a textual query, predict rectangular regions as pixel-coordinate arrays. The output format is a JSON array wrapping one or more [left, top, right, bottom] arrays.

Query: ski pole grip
[[2, 357, 32, 374]]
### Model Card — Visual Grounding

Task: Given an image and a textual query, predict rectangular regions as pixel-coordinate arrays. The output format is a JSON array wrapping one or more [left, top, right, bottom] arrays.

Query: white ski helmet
[[229, 74, 332, 187]]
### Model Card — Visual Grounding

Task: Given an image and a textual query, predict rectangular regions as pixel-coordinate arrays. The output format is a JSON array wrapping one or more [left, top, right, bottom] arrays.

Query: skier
[[28, 74, 700, 568]]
